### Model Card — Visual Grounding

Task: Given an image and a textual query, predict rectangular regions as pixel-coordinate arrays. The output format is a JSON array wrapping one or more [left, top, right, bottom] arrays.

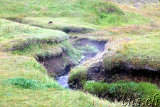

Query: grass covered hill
[[0, 0, 160, 106]]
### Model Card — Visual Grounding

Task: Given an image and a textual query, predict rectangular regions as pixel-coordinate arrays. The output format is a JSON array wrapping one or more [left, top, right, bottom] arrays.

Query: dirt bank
[[37, 37, 107, 88], [38, 51, 73, 77], [87, 63, 160, 87]]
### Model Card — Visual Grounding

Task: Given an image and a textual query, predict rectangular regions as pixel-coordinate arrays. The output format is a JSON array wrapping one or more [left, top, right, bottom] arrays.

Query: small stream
[[56, 40, 106, 88]]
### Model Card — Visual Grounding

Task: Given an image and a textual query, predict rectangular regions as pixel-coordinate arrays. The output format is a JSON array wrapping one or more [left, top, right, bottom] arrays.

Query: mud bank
[[37, 52, 73, 77], [87, 64, 160, 87], [69, 49, 160, 89], [57, 39, 107, 88], [37, 38, 107, 88]]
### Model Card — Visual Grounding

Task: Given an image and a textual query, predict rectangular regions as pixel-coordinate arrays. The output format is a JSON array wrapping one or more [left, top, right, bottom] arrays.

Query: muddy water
[[56, 40, 106, 88]]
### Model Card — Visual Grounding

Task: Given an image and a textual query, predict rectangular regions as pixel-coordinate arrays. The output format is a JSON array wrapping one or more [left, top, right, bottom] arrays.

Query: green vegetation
[[5, 77, 63, 90], [61, 41, 83, 64], [103, 33, 160, 70], [0, 55, 119, 106], [69, 66, 88, 88], [0, 19, 68, 51], [67, 2, 160, 106], [11, 43, 62, 57], [6, 17, 97, 33], [84, 81, 160, 106], [0, 0, 160, 106], [0, 0, 148, 30], [0, 7, 117, 106]]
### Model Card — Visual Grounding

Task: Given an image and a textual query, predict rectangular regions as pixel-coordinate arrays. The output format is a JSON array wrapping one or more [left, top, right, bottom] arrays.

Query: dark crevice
[[87, 65, 160, 87], [37, 38, 107, 88]]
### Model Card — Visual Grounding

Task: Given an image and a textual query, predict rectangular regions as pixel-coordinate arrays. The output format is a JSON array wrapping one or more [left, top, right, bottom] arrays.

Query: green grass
[[0, 0, 159, 106], [0, 0, 149, 28], [10, 43, 63, 58], [61, 41, 83, 64], [0, 19, 68, 51], [0, 55, 119, 107], [0, 11, 119, 106], [5, 77, 63, 90], [121, 34, 160, 59], [98, 12, 150, 26], [84, 81, 160, 106], [103, 33, 160, 70], [6, 17, 98, 33], [68, 65, 88, 88]]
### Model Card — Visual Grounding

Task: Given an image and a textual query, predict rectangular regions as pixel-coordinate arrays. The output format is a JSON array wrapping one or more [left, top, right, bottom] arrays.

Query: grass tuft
[[68, 66, 87, 88], [5, 77, 63, 90], [6, 78, 43, 89]]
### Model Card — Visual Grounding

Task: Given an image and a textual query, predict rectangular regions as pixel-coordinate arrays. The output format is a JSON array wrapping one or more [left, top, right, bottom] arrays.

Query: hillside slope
[[0, 0, 160, 106]]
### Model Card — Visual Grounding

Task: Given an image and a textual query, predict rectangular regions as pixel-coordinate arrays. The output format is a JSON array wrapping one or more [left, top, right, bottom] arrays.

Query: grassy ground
[[0, 17, 117, 107], [0, 0, 127, 106], [103, 30, 160, 71], [0, 0, 160, 106], [69, 25, 160, 87], [0, 19, 68, 51], [84, 81, 160, 106], [68, 2, 160, 105], [0, 0, 149, 30], [0, 54, 119, 107]]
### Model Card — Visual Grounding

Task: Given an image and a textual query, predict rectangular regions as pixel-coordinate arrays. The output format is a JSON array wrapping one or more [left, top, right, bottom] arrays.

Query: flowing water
[[56, 40, 106, 88]]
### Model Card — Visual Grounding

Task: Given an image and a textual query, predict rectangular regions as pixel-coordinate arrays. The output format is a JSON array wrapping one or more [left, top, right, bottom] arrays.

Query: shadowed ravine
[[55, 40, 107, 88]]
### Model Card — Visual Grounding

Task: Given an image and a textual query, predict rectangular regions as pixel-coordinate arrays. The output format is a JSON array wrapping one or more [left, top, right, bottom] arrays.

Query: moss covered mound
[[0, 19, 68, 51], [84, 81, 160, 106]]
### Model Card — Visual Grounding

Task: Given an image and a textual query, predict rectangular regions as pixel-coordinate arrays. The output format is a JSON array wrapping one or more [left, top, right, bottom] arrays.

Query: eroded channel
[[56, 39, 107, 88]]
